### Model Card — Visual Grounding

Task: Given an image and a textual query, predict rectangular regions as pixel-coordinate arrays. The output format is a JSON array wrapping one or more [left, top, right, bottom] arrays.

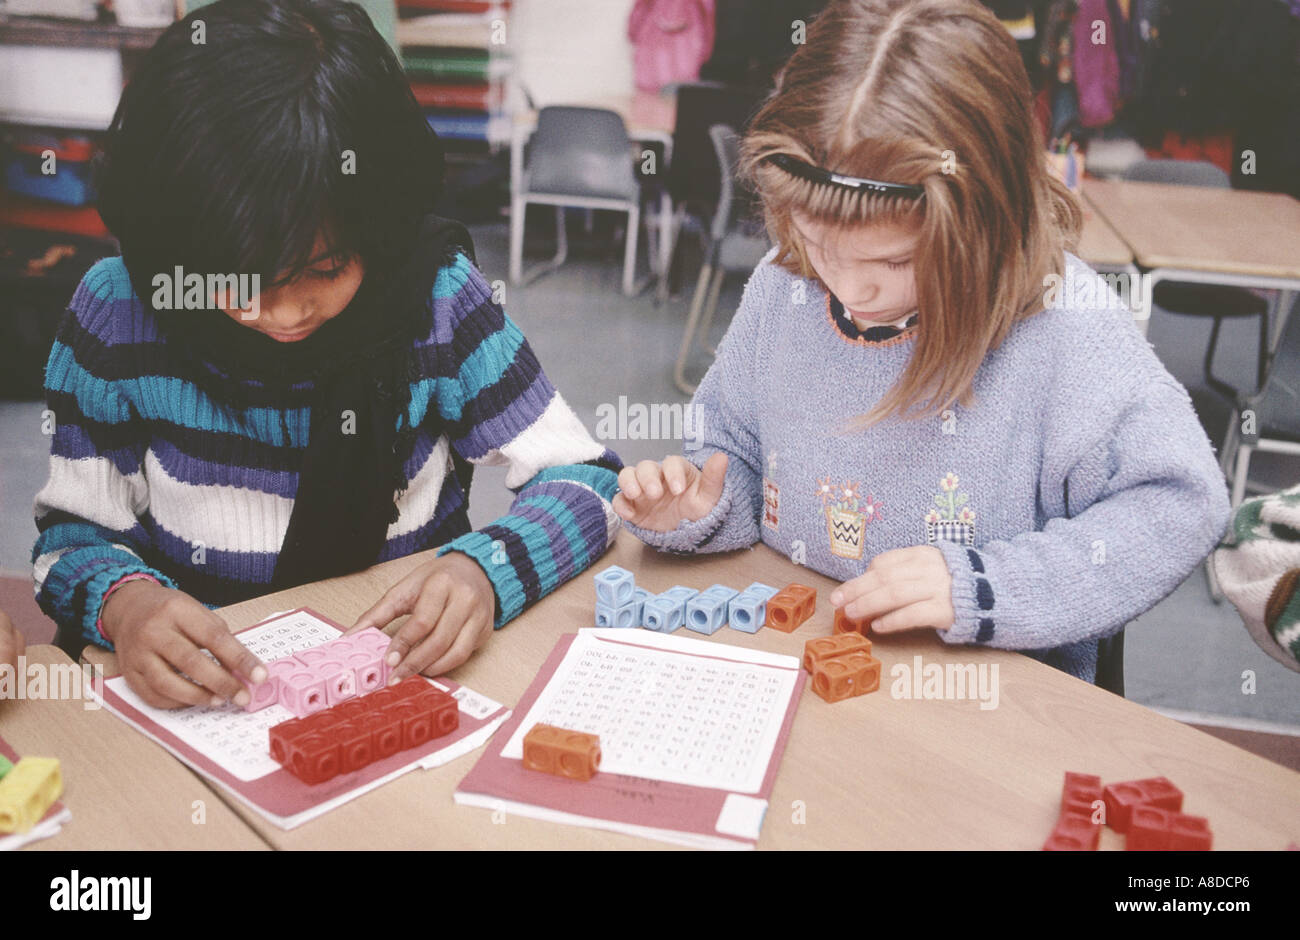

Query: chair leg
[[622, 205, 639, 297], [656, 202, 687, 304], [509, 197, 526, 284], [673, 261, 714, 395], [1231, 443, 1253, 508], [1203, 316, 1237, 404], [1255, 307, 1270, 394], [698, 266, 726, 356], [553, 207, 568, 268], [1218, 408, 1240, 479]]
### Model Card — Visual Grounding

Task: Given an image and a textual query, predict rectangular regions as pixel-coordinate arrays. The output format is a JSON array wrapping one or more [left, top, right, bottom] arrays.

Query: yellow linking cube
[[0, 757, 63, 834]]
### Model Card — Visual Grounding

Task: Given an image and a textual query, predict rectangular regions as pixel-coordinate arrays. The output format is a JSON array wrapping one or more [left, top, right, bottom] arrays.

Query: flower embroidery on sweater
[[925, 472, 976, 546], [818, 476, 882, 560]]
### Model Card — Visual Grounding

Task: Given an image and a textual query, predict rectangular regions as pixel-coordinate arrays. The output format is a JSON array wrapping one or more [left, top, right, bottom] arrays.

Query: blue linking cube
[[594, 565, 637, 608], [596, 597, 642, 628], [700, 584, 739, 604], [662, 585, 699, 605], [685, 593, 733, 635], [727, 582, 778, 634], [643, 594, 685, 632]]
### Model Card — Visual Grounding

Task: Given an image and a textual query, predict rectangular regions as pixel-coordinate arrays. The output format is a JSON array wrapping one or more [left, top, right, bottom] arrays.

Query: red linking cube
[[268, 676, 459, 785], [1043, 771, 1208, 851], [1127, 806, 1213, 851], [1103, 776, 1183, 833]]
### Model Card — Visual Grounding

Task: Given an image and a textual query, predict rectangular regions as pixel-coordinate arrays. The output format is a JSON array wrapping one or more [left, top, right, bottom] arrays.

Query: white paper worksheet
[[105, 609, 501, 783], [500, 629, 801, 794]]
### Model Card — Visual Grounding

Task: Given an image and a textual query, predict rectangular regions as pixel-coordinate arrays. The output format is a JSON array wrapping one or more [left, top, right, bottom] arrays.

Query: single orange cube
[[522, 723, 602, 781], [767, 583, 817, 632], [802, 633, 872, 672], [809, 651, 881, 702], [833, 607, 871, 635]]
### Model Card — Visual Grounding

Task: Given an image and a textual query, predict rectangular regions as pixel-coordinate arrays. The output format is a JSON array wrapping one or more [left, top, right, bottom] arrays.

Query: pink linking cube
[[280, 670, 329, 717], [240, 658, 300, 712], [317, 658, 357, 705]]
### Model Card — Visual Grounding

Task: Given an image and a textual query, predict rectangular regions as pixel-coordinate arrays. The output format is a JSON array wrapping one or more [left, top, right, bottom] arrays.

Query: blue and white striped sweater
[[34, 252, 622, 649]]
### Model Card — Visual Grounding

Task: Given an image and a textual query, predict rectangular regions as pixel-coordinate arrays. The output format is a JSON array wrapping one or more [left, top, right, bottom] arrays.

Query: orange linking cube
[[766, 584, 816, 632], [802, 634, 880, 703], [522, 724, 602, 781], [832, 607, 871, 636]]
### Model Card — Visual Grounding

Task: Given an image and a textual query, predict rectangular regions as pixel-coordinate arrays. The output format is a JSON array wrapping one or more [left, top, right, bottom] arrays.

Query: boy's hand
[[348, 551, 495, 680], [102, 581, 267, 710], [830, 546, 955, 634], [613, 452, 728, 532], [0, 607, 25, 671]]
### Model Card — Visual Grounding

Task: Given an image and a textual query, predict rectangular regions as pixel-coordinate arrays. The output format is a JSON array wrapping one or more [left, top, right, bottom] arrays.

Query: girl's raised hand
[[101, 580, 267, 710], [830, 546, 956, 634], [348, 551, 496, 681], [613, 452, 729, 532]]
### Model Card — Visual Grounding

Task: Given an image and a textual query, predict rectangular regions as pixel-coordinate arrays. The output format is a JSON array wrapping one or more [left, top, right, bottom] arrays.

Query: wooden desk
[[85, 533, 1300, 850], [1083, 178, 1300, 346], [1076, 202, 1134, 269], [4, 645, 271, 850]]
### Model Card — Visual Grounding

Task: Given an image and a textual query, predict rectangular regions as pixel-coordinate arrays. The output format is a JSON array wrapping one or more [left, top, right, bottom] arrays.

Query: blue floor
[[3, 218, 1297, 727]]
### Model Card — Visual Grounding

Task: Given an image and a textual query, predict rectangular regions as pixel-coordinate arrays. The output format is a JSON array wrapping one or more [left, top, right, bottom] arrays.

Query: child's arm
[[850, 375, 1231, 651], [33, 265, 264, 707], [615, 258, 772, 554], [353, 255, 622, 677], [0, 608, 23, 670]]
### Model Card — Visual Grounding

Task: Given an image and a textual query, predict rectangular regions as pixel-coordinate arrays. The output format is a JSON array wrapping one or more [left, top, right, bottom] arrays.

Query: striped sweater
[[33, 252, 622, 650]]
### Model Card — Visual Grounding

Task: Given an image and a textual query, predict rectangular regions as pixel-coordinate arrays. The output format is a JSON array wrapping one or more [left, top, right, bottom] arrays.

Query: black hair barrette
[[766, 153, 925, 199]]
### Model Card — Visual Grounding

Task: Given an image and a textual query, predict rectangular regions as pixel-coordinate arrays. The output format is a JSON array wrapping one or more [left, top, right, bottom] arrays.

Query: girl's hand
[[613, 452, 728, 532], [349, 552, 496, 680], [102, 581, 267, 710], [830, 546, 955, 634], [0, 607, 24, 670]]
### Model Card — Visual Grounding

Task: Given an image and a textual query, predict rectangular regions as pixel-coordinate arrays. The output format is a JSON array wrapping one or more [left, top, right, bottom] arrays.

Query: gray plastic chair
[[509, 106, 648, 296], [1124, 159, 1271, 403], [672, 123, 770, 394], [1223, 298, 1300, 507]]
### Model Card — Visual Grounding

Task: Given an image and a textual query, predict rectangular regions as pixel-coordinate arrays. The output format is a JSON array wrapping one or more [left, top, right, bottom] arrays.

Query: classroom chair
[[651, 81, 767, 304], [672, 123, 770, 395], [1206, 297, 1300, 601], [1123, 160, 1272, 409], [509, 106, 649, 296]]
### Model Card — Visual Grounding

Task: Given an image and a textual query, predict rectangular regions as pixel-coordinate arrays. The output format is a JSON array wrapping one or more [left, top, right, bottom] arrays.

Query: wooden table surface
[[1076, 199, 1134, 268], [4, 645, 271, 851], [83, 532, 1300, 850], [1083, 178, 1300, 278]]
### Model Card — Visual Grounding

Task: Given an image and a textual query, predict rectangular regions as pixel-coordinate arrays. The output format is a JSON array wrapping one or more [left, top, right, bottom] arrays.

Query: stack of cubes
[[1041, 772, 1212, 850], [802, 633, 881, 702], [268, 676, 459, 785], [594, 565, 792, 635], [238, 627, 393, 717]]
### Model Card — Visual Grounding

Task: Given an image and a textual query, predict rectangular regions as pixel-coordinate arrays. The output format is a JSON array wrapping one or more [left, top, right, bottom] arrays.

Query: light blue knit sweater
[[628, 249, 1232, 682]]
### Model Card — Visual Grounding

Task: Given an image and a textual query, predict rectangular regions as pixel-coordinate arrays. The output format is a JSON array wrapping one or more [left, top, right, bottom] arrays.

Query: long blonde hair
[[740, 0, 1081, 426]]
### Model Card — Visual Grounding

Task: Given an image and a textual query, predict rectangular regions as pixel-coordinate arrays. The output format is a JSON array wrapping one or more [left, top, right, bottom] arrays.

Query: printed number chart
[[501, 629, 800, 794], [96, 607, 511, 829]]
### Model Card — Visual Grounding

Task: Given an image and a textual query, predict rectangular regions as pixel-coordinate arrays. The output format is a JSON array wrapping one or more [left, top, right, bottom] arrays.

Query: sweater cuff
[[84, 564, 178, 651], [623, 483, 733, 555], [437, 532, 526, 629], [935, 540, 998, 646]]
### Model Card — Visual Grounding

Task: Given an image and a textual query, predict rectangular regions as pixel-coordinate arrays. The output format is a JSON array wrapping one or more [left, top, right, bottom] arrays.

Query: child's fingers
[[611, 492, 638, 521], [391, 587, 473, 681], [139, 650, 216, 709], [123, 665, 188, 710], [830, 570, 878, 607], [662, 456, 695, 495], [385, 576, 449, 672], [843, 578, 935, 622], [161, 627, 245, 707], [870, 599, 952, 634], [633, 460, 666, 500], [691, 452, 728, 509], [422, 612, 490, 677], [194, 621, 267, 694], [617, 465, 643, 501]]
